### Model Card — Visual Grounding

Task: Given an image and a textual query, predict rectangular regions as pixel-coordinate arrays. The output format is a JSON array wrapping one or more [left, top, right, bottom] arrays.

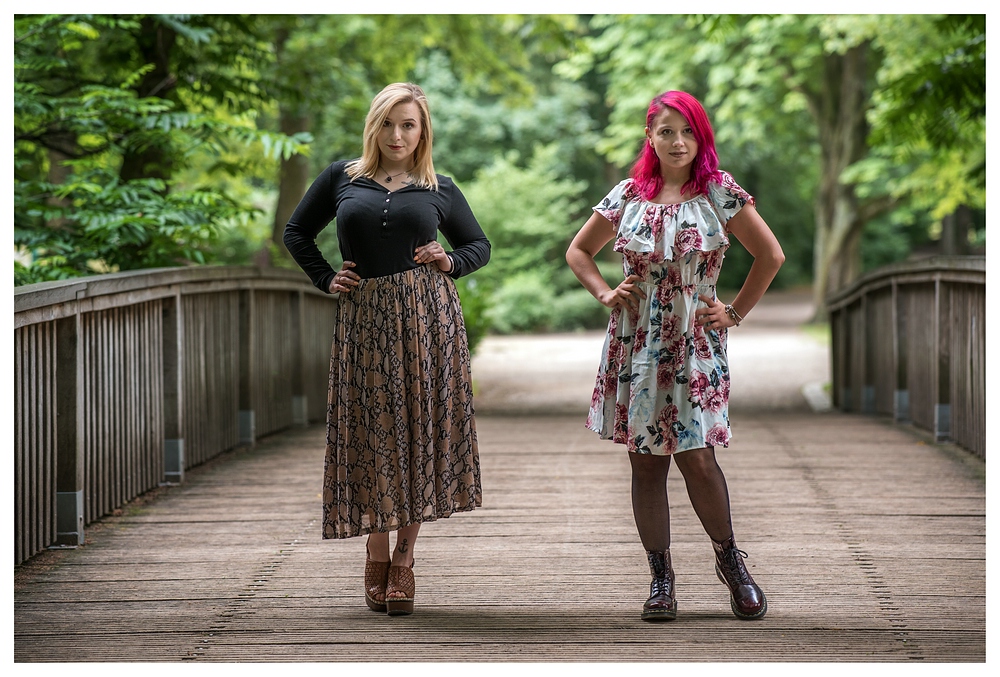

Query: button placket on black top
[[382, 193, 390, 236]]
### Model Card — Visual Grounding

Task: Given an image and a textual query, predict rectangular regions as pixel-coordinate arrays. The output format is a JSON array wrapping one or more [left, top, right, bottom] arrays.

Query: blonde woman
[[283, 83, 490, 616]]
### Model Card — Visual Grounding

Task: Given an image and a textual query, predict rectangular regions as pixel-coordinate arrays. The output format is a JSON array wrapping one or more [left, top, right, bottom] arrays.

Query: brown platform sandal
[[385, 561, 415, 616], [364, 553, 391, 613]]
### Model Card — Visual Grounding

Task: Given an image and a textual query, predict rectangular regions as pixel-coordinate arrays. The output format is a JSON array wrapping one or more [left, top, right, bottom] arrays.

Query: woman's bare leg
[[387, 523, 419, 601]]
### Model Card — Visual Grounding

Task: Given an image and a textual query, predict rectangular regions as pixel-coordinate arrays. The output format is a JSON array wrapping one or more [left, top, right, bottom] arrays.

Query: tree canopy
[[14, 13, 985, 332]]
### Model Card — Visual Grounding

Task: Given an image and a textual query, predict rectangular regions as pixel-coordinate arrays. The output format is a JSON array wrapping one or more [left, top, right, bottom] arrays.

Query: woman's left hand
[[414, 241, 453, 273], [695, 294, 734, 331]]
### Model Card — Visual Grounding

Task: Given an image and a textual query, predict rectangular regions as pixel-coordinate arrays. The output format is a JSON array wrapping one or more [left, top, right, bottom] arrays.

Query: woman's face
[[378, 101, 423, 166], [645, 106, 699, 172]]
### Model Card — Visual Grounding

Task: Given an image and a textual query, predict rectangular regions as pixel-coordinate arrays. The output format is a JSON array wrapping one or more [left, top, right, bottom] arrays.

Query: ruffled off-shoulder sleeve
[[706, 171, 755, 229], [593, 179, 637, 227]]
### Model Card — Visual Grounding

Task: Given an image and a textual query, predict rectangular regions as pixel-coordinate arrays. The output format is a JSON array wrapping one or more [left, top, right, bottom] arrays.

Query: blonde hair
[[346, 82, 438, 190]]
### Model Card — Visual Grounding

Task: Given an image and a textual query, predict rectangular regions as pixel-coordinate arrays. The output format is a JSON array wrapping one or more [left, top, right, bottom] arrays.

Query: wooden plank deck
[[14, 410, 985, 662]]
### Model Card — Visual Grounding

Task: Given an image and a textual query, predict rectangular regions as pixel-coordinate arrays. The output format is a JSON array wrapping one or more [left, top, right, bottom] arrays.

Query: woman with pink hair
[[567, 90, 784, 621]]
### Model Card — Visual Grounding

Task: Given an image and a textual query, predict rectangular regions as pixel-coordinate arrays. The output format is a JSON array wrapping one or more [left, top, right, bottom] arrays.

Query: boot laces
[[720, 546, 752, 584], [650, 575, 673, 597]]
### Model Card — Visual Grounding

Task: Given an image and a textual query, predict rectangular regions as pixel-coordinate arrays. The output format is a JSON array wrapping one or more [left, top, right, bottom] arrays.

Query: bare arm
[[566, 212, 647, 311], [695, 203, 785, 328]]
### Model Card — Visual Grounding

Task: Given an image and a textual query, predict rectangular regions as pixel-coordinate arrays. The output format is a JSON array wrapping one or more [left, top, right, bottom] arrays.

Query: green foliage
[[454, 276, 490, 356], [559, 14, 818, 290], [416, 51, 604, 187], [461, 144, 612, 333], [563, 12, 986, 297], [15, 166, 252, 285], [13, 13, 985, 331], [14, 14, 310, 285]]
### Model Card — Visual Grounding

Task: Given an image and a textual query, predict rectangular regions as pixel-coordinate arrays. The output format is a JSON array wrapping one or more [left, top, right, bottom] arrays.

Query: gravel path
[[472, 289, 830, 415]]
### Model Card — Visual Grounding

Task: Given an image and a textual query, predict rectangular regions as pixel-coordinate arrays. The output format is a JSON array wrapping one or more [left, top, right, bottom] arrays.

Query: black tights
[[628, 447, 734, 552]]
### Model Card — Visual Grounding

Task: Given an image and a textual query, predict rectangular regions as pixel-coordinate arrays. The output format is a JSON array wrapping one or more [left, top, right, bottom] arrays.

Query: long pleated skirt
[[322, 265, 482, 539]]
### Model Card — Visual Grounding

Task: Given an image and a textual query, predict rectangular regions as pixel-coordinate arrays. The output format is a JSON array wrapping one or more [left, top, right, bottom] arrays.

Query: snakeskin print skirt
[[322, 265, 482, 539]]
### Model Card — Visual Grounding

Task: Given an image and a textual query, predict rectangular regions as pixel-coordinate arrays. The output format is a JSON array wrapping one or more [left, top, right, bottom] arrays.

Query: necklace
[[379, 165, 411, 183]]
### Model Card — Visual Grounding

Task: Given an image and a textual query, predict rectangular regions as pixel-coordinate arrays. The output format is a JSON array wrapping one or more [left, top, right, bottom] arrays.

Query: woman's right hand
[[597, 274, 647, 311], [328, 261, 360, 294]]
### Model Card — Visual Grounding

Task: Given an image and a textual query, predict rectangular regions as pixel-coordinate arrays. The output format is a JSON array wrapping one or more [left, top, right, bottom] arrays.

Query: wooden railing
[[826, 256, 985, 459], [14, 267, 338, 564]]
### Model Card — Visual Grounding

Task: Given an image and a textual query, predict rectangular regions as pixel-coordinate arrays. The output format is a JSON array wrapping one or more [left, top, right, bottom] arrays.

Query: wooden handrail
[[825, 255, 984, 459], [14, 266, 338, 564]]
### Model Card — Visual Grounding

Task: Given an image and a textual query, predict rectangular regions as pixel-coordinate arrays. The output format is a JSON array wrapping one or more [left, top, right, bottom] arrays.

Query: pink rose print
[[656, 360, 676, 390], [608, 307, 620, 335], [597, 209, 620, 227], [656, 282, 677, 307], [644, 206, 664, 242], [668, 337, 687, 370], [610, 336, 625, 363], [590, 385, 602, 410], [626, 304, 639, 327], [702, 385, 727, 413], [603, 369, 618, 398], [624, 251, 649, 280], [665, 266, 682, 288], [705, 423, 730, 447], [657, 404, 679, 454], [720, 172, 753, 205], [694, 333, 712, 360], [703, 250, 724, 278], [633, 327, 648, 355], [661, 314, 682, 342], [613, 403, 629, 443], [674, 226, 703, 256], [689, 370, 710, 405]]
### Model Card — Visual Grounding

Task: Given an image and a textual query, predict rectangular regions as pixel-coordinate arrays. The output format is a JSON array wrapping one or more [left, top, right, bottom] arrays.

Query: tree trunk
[[940, 204, 972, 255], [45, 145, 74, 231], [808, 42, 872, 321], [119, 16, 178, 184], [258, 22, 315, 267], [268, 108, 313, 265]]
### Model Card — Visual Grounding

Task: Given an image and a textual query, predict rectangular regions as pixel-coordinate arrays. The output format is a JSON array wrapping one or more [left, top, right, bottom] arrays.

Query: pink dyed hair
[[629, 90, 722, 201]]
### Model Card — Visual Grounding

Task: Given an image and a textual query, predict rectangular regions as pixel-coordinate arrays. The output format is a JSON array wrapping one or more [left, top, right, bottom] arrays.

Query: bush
[[455, 275, 491, 356], [485, 270, 557, 334], [550, 288, 611, 332]]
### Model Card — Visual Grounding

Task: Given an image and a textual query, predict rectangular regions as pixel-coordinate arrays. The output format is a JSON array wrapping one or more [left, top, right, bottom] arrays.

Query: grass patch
[[799, 321, 830, 345]]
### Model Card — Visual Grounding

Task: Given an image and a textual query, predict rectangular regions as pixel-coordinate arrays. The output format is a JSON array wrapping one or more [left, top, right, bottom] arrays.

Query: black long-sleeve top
[[283, 159, 491, 293]]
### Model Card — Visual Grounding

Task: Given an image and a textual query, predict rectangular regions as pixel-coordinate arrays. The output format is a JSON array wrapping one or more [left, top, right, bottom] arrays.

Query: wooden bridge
[[13, 261, 985, 662]]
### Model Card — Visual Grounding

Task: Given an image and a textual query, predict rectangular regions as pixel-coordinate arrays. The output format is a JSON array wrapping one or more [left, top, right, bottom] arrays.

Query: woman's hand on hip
[[329, 261, 360, 294], [598, 274, 647, 311], [695, 293, 734, 330], [414, 241, 453, 273]]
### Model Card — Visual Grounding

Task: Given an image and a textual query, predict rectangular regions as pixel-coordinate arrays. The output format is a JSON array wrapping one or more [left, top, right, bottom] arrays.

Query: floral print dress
[[586, 171, 754, 455]]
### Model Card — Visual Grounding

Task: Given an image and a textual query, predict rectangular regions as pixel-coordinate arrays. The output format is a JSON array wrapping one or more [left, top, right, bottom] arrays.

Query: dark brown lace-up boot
[[641, 549, 677, 621], [713, 535, 767, 619]]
